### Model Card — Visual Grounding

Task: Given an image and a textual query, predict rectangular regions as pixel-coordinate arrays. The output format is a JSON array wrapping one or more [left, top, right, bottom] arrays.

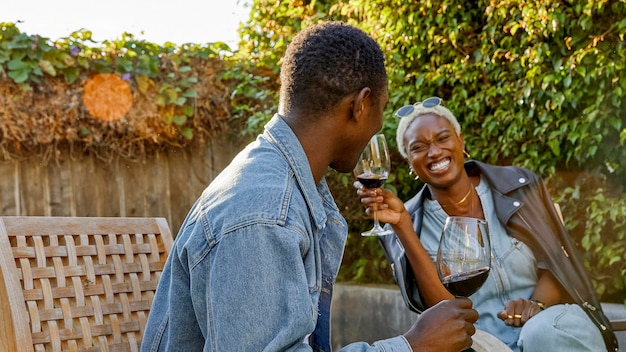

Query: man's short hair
[[279, 22, 387, 118]]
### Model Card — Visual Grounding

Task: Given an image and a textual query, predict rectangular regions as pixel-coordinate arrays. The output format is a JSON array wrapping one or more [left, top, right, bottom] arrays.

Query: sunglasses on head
[[394, 96, 443, 118]]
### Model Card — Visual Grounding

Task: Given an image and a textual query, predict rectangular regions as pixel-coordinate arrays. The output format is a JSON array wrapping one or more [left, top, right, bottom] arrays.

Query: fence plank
[[166, 147, 192, 235], [46, 159, 70, 216], [94, 156, 122, 217], [190, 146, 211, 200], [120, 157, 148, 217], [18, 159, 45, 215], [145, 151, 171, 221], [71, 155, 101, 216], [0, 139, 241, 236], [0, 161, 18, 215]]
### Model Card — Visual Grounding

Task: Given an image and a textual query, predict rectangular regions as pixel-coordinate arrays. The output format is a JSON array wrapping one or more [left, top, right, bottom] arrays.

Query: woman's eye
[[411, 144, 426, 152]]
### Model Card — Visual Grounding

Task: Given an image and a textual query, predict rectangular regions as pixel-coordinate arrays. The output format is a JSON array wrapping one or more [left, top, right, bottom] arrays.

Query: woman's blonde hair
[[395, 102, 461, 158]]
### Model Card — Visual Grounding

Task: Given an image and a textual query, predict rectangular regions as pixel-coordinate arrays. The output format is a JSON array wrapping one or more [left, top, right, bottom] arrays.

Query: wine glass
[[436, 216, 491, 297], [354, 134, 393, 236]]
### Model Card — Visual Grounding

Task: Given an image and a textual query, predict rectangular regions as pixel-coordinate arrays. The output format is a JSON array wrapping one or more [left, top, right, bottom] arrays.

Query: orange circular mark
[[82, 73, 132, 121]]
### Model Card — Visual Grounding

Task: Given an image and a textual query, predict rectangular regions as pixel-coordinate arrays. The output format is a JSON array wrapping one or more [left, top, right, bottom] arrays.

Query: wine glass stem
[[372, 207, 381, 228], [371, 201, 386, 231]]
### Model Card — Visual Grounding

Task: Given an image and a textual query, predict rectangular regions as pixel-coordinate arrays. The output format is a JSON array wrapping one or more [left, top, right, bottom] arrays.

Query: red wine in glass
[[353, 134, 392, 236], [356, 175, 387, 189], [437, 216, 491, 297], [441, 266, 490, 297]]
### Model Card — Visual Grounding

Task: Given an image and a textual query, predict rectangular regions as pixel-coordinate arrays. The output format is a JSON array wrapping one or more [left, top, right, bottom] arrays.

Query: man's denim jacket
[[140, 114, 410, 352]]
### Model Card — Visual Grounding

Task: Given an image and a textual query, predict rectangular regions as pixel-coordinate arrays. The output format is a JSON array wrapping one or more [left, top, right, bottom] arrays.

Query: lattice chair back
[[0, 216, 173, 352]]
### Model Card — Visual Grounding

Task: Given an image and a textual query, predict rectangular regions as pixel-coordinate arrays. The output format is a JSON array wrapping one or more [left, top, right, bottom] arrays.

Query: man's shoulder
[[211, 159, 295, 209], [203, 151, 309, 227]]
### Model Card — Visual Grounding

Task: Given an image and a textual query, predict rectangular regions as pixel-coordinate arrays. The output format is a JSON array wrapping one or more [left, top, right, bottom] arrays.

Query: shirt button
[[519, 178, 526, 184], [513, 201, 521, 207]]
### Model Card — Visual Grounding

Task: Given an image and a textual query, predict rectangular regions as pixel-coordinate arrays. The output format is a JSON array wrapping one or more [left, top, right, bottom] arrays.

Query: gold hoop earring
[[463, 150, 471, 160], [408, 167, 419, 181]]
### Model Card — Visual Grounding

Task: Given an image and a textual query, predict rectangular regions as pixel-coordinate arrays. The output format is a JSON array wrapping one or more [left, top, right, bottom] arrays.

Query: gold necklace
[[441, 184, 473, 208]]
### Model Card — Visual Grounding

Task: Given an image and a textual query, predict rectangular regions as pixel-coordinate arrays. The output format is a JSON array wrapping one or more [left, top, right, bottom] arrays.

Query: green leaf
[[8, 68, 29, 83], [183, 105, 194, 116], [60, 53, 75, 66], [172, 115, 187, 125], [135, 75, 152, 93], [182, 89, 197, 98], [563, 75, 572, 88], [38, 60, 56, 76], [548, 139, 560, 156], [181, 127, 193, 139], [115, 58, 133, 72], [7, 58, 28, 70], [63, 67, 80, 84], [155, 95, 166, 106]]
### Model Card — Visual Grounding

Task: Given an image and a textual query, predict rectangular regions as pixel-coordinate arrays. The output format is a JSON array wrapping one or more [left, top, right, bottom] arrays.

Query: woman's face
[[403, 113, 466, 189]]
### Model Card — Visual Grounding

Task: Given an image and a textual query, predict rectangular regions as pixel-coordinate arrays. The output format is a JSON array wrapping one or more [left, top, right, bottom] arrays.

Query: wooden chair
[[0, 216, 173, 352]]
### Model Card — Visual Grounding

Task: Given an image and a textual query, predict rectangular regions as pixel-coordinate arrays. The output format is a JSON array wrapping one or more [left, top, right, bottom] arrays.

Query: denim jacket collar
[[264, 114, 331, 231]]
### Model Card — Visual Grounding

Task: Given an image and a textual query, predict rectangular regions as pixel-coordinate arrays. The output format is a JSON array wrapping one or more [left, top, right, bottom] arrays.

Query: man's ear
[[352, 87, 372, 119]]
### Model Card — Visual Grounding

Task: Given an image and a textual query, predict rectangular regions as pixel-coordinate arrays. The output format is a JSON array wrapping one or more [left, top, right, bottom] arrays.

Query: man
[[141, 21, 477, 352]]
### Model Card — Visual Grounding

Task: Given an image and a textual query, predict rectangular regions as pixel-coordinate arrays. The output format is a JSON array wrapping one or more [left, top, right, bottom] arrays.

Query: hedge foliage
[[233, 0, 626, 304], [0, 23, 232, 160]]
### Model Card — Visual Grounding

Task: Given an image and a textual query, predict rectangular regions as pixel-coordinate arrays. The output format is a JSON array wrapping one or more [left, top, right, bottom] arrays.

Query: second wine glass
[[436, 216, 491, 297], [354, 134, 393, 236]]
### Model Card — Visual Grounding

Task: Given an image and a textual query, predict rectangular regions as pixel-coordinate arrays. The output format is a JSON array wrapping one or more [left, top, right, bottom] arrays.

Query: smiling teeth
[[430, 159, 450, 171]]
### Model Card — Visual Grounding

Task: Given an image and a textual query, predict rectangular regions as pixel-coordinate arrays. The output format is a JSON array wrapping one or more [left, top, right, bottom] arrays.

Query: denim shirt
[[421, 180, 537, 350], [141, 114, 410, 352]]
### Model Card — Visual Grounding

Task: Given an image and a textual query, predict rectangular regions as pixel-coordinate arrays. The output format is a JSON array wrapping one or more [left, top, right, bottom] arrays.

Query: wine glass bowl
[[354, 134, 393, 236], [436, 216, 491, 297]]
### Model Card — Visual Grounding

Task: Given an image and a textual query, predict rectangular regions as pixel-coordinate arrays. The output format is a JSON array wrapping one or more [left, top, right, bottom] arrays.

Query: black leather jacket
[[379, 160, 618, 351]]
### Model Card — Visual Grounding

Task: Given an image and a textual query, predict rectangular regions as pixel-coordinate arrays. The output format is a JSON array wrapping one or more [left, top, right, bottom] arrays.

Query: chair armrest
[[612, 319, 626, 331]]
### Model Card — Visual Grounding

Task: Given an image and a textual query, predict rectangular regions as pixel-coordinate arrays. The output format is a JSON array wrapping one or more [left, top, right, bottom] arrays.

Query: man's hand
[[403, 298, 478, 352]]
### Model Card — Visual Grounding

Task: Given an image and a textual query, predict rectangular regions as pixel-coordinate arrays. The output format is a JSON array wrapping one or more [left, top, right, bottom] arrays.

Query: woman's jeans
[[471, 304, 605, 352], [517, 303, 606, 351]]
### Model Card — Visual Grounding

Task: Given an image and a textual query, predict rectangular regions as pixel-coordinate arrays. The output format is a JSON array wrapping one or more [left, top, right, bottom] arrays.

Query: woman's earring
[[463, 150, 471, 160], [408, 167, 419, 181]]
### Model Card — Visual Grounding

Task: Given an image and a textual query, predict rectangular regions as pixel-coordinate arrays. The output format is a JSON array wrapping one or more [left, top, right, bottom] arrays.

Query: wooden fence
[[0, 135, 244, 236]]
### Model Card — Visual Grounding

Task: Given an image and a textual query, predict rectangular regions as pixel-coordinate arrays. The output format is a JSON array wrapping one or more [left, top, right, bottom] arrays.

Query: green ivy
[[235, 0, 626, 303]]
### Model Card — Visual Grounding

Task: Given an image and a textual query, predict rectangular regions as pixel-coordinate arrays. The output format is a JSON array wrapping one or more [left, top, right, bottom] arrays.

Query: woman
[[356, 97, 617, 351]]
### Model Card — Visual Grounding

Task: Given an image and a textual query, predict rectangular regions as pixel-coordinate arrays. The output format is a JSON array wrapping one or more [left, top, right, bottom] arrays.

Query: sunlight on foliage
[[232, 0, 626, 302]]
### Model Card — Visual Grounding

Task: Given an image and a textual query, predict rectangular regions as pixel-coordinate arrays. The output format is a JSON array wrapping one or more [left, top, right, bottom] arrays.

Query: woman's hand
[[498, 298, 543, 327], [355, 181, 455, 306], [354, 181, 406, 225]]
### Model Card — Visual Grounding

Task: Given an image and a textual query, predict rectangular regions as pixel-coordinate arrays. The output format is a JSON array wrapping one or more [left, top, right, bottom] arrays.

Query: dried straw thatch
[[0, 57, 231, 162]]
